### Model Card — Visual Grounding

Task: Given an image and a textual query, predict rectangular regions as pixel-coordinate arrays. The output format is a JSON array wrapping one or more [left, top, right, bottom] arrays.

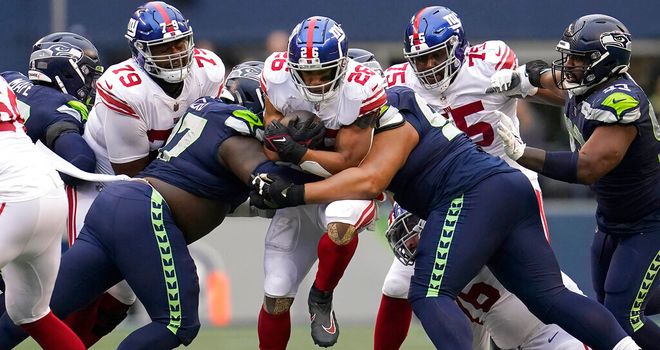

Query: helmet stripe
[[412, 7, 426, 45], [152, 2, 174, 32], [306, 17, 318, 59]]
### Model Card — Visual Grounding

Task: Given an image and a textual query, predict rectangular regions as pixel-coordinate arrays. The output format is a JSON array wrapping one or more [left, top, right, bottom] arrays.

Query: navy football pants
[[409, 171, 630, 350], [0, 181, 200, 349], [592, 223, 660, 349]]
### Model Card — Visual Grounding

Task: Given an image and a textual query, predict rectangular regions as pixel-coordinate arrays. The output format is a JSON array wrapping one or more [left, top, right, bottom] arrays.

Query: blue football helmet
[[287, 16, 348, 102], [551, 14, 631, 95], [386, 203, 425, 266], [125, 1, 194, 83], [403, 6, 468, 92], [28, 32, 104, 108], [347, 48, 383, 77], [220, 61, 265, 118]]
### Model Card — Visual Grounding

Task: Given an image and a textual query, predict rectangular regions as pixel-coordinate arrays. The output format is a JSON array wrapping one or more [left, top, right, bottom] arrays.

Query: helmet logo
[[127, 18, 138, 38], [443, 13, 462, 29], [600, 32, 631, 51], [329, 25, 345, 42]]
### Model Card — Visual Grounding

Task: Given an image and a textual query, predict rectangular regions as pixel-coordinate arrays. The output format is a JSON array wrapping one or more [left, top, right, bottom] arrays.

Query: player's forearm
[[300, 149, 362, 175], [304, 167, 384, 203], [519, 147, 581, 184], [517, 147, 546, 173]]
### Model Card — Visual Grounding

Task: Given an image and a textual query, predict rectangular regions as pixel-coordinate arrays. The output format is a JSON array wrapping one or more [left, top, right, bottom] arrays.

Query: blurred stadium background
[[5, 0, 660, 349]]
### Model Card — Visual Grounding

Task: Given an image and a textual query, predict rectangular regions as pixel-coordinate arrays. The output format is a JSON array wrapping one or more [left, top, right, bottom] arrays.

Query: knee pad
[[264, 273, 298, 299], [327, 222, 358, 245], [263, 296, 294, 315], [382, 274, 411, 299]]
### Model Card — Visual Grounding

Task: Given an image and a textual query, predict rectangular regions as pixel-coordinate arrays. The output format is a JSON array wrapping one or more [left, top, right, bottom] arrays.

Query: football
[[281, 110, 325, 149]]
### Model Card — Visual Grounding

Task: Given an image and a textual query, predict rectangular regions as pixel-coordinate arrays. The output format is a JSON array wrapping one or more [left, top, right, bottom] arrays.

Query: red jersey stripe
[[359, 90, 387, 116], [147, 128, 173, 142], [97, 85, 139, 118], [306, 17, 318, 59]]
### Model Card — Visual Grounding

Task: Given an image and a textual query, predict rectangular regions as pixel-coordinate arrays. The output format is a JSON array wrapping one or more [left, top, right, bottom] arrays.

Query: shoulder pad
[[192, 48, 226, 87], [94, 61, 140, 119], [591, 91, 641, 124], [384, 63, 410, 88], [467, 41, 517, 73], [225, 107, 264, 139], [262, 51, 290, 87]]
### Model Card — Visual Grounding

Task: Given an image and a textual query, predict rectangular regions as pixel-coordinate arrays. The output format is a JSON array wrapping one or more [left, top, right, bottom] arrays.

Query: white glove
[[487, 65, 538, 97], [494, 111, 526, 161]]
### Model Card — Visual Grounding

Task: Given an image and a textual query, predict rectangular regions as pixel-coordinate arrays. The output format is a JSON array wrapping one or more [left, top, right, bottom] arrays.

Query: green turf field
[[15, 323, 435, 349]]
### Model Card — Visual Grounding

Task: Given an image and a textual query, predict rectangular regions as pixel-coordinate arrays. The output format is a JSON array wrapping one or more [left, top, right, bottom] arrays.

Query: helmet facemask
[[133, 32, 194, 83], [289, 56, 347, 103], [552, 42, 601, 95], [386, 211, 426, 266], [405, 35, 461, 92]]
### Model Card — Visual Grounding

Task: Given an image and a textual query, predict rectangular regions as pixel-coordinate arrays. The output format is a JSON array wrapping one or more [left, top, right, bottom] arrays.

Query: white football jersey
[[84, 48, 225, 175], [261, 51, 386, 144], [385, 41, 535, 179], [0, 77, 61, 201]]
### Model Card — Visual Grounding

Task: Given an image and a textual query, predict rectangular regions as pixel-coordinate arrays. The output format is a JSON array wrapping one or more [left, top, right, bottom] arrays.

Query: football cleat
[[308, 284, 339, 347]]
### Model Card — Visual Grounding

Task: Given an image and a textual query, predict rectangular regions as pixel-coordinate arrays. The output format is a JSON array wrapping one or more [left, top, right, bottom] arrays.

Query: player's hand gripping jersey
[[84, 49, 224, 175], [262, 52, 386, 146]]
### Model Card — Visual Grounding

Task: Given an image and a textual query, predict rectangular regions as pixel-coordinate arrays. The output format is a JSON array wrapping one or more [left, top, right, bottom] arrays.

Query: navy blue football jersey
[[140, 97, 264, 210], [563, 74, 660, 233], [1, 71, 87, 144], [385, 86, 515, 219]]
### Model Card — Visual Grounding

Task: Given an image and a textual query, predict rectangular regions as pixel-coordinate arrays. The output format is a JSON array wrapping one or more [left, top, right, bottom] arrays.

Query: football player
[[385, 204, 587, 350], [0, 61, 316, 350], [64, 1, 225, 346], [1, 32, 102, 233], [374, 7, 568, 349], [249, 85, 641, 350], [494, 15, 660, 349], [0, 76, 85, 349], [258, 16, 387, 348]]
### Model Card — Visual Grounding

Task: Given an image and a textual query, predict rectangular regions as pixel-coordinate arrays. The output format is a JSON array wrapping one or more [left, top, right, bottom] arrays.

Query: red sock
[[315, 233, 359, 292], [64, 295, 103, 344], [258, 306, 291, 350], [374, 294, 413, 350], [21, 311, 85, 350], [87, 293, 132, 347]]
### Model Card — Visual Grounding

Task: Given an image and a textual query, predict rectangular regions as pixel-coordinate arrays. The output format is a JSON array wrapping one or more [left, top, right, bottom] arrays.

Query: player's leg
[[408, 184, 509, 349], [309, 199, 377, 347], [521, 323, 588, 350], [591, 229, 618, 304], [109, 184, 201, 349], [374, 257, 414, 350], [0, 188, 85, 349], [260, 205, 322, 350], [486, 171, 638, 350], [599, 228, 660, 349]]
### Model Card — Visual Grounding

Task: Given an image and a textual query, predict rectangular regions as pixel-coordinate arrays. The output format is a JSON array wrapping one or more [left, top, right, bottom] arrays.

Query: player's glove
[[249, 173, 305, 209], [263, 120, 308, 164], [525, 60, 552, 88], [494, 111, 526, 161], [287, 115, 326, 149], [487, 65, 538, 97]]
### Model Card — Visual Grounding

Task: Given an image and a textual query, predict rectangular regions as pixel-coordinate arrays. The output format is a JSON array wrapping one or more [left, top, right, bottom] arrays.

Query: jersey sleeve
[[338, 63, 388, 126], [261, 51, 290, 99], [590, 88, 643, 124], [467, 41, 518, 76], [194, 48, 226, 98]]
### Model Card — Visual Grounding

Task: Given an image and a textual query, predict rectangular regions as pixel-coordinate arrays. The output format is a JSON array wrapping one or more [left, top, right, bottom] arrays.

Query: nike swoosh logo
[[273, 137, 287, 143], [548, 331, 559, 343], [611, 98, 625, 104], [105, 81, 113, 90], [322, 314, 336, 334]]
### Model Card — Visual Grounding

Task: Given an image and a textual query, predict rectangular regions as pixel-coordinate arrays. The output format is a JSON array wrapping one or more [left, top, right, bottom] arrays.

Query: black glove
[[249, 173, 305, 209], [525, 60, 551, 88], [263, 120, 308, 164], [287, 115, 326, 149]]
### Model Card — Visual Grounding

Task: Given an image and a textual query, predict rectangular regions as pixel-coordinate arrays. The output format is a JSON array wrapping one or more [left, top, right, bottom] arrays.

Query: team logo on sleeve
[[600, 31, 631, 51]]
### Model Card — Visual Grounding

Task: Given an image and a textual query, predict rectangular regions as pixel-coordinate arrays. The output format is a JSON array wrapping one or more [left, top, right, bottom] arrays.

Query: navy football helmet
[[220, 61, 265, 118], [403, 6, 468, 92], [386, 203, 425, 266], [125, 1, 194, 83], [28, 32, 103, 108], [347, 48, 383, 77], [287, 16, 348, 102], [551, 14, 631, 95]]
